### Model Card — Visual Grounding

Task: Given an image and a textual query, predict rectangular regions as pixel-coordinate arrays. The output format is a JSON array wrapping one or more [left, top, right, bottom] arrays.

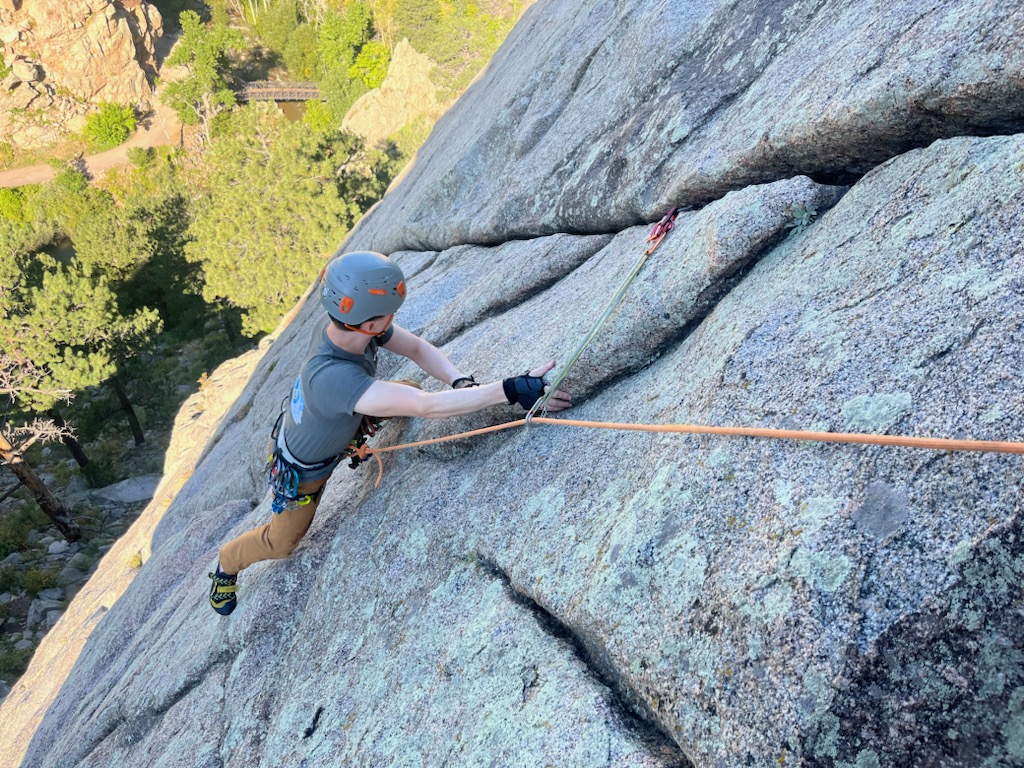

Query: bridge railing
[[236, 81, 321, 102]]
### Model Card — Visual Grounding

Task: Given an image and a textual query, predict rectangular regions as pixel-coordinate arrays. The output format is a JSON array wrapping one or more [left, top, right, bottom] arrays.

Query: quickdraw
[[267, 453, 306, 513], [643, 206, 681, 254], [528, 206, 684, 417]]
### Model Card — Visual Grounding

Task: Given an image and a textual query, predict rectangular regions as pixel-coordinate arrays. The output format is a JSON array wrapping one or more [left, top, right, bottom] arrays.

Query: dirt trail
[[0, 31, 183, 189], [0, 99, 183, 189]]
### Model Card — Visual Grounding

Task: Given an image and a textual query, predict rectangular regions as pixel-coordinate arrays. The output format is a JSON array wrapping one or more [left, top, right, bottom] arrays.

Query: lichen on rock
[[3, 2, 1023, 767]]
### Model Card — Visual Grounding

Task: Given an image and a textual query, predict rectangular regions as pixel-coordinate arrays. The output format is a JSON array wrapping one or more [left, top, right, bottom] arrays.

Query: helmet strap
[[342, 314, 394, 336]]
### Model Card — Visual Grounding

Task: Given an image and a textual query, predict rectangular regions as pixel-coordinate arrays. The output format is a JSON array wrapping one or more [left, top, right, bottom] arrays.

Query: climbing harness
[[266, 406, 356, 513], [528, 207, 682, 418], [266, 406, 395, 512], [266, 412, 333, 513]]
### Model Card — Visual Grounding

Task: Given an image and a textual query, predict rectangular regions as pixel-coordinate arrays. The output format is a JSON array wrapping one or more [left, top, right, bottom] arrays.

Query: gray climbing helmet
[[319, 251, 406, 326]]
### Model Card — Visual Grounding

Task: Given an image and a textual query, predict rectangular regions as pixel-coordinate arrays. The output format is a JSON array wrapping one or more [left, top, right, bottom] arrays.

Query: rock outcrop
[[0, 0, 162, 149], [3, 1, 1024, 767], [342, 40, 441, 149]]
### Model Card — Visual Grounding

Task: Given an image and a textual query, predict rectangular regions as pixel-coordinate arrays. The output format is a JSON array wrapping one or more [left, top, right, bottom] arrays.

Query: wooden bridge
[[236, 81, 321, 102]]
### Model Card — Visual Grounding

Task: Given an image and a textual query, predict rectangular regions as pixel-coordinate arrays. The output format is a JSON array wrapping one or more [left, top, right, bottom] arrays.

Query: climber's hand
[[503, 360, 573, 412]]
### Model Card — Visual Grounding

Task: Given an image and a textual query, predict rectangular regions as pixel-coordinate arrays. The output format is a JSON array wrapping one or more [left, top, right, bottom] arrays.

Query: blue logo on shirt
[[290, 377, 305, 424]]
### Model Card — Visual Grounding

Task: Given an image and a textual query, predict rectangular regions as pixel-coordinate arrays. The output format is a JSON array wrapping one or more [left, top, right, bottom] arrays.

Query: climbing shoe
[[208, 567, 238, 616]]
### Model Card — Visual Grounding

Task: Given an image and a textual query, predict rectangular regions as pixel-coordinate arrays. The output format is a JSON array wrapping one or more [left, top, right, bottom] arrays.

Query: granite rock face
[[354, 0, 1024, 252], [0, 0, 162, 149], [3, 1, 1024, 767]]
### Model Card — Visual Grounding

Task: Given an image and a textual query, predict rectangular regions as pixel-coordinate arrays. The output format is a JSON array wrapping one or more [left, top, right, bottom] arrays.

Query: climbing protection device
[[528, 207, 682, 418]]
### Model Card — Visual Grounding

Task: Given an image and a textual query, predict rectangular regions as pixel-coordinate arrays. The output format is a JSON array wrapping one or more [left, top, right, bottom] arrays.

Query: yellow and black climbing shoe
[[208, 567, 238, 615]]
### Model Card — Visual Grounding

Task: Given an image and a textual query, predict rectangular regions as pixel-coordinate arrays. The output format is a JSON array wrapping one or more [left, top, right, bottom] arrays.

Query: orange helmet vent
[[397, 281, 406, 298], [339, 296, 354, 314], [367, 288, 388, 295]]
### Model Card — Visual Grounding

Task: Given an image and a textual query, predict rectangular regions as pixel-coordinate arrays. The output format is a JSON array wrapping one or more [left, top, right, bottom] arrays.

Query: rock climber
[[209, 250, 573, 615]]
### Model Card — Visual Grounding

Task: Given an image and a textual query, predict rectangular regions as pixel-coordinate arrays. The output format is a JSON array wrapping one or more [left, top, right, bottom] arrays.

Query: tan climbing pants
[[218, 477, 329, 575]]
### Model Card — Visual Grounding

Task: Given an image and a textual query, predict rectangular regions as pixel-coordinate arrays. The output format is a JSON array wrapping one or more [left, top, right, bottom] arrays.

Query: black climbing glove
[[503, 375, 546, 411]]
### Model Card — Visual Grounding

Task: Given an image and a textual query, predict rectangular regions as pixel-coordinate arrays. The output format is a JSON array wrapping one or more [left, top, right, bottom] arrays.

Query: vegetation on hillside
[[1, 0, 525, 538]]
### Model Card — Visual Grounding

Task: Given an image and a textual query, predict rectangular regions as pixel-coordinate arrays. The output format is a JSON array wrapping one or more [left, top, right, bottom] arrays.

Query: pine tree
[[1, 251, 162, 445], [162, 11, 243, 144], [185, 105, 391, 336]]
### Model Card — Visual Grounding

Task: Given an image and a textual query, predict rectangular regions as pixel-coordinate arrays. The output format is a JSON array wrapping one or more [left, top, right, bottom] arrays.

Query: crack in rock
[[475, 554, 693, 767]]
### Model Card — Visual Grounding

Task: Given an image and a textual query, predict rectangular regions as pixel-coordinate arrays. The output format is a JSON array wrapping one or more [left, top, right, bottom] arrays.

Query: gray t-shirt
[[281, 322, 394, 465]]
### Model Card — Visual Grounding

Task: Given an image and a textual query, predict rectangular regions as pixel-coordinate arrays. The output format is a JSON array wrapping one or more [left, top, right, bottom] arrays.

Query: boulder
[[342, 40, 440, 148], [90, 475, 162, 504], [0, 553, 21, 567], [9, 56, 38, 82], [0, 79, 39, 109], [26, 598, 62, 629]]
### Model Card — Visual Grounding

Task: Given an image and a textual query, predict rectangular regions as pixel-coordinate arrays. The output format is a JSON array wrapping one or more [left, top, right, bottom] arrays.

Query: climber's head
[[319, 251, 406, 334]]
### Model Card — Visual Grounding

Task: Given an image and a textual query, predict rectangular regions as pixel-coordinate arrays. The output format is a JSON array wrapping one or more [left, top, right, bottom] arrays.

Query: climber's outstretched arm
[[381, 324, 466, 386], [354, 358, 572, 419]]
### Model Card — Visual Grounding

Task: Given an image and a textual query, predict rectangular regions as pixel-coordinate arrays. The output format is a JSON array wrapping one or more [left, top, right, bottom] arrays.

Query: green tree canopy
[[25, 165, 109, 235], [283, 22, 320, 79], [0, 185, 61, 261], [414, 1, 515, 96], [0, 254, 161, 413], [394, 0, 439, 48], [253, 0, 301, 51], [184, 104, 391, 336], [319, 3, 373, 71], [349, 40, 390, 88], [162, 10, 243, 142]]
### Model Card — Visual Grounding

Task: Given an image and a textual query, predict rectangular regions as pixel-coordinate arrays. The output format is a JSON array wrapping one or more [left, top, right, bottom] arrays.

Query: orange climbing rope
[[351, 417, 1024, 488], [349, 206, 1021, 489]]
